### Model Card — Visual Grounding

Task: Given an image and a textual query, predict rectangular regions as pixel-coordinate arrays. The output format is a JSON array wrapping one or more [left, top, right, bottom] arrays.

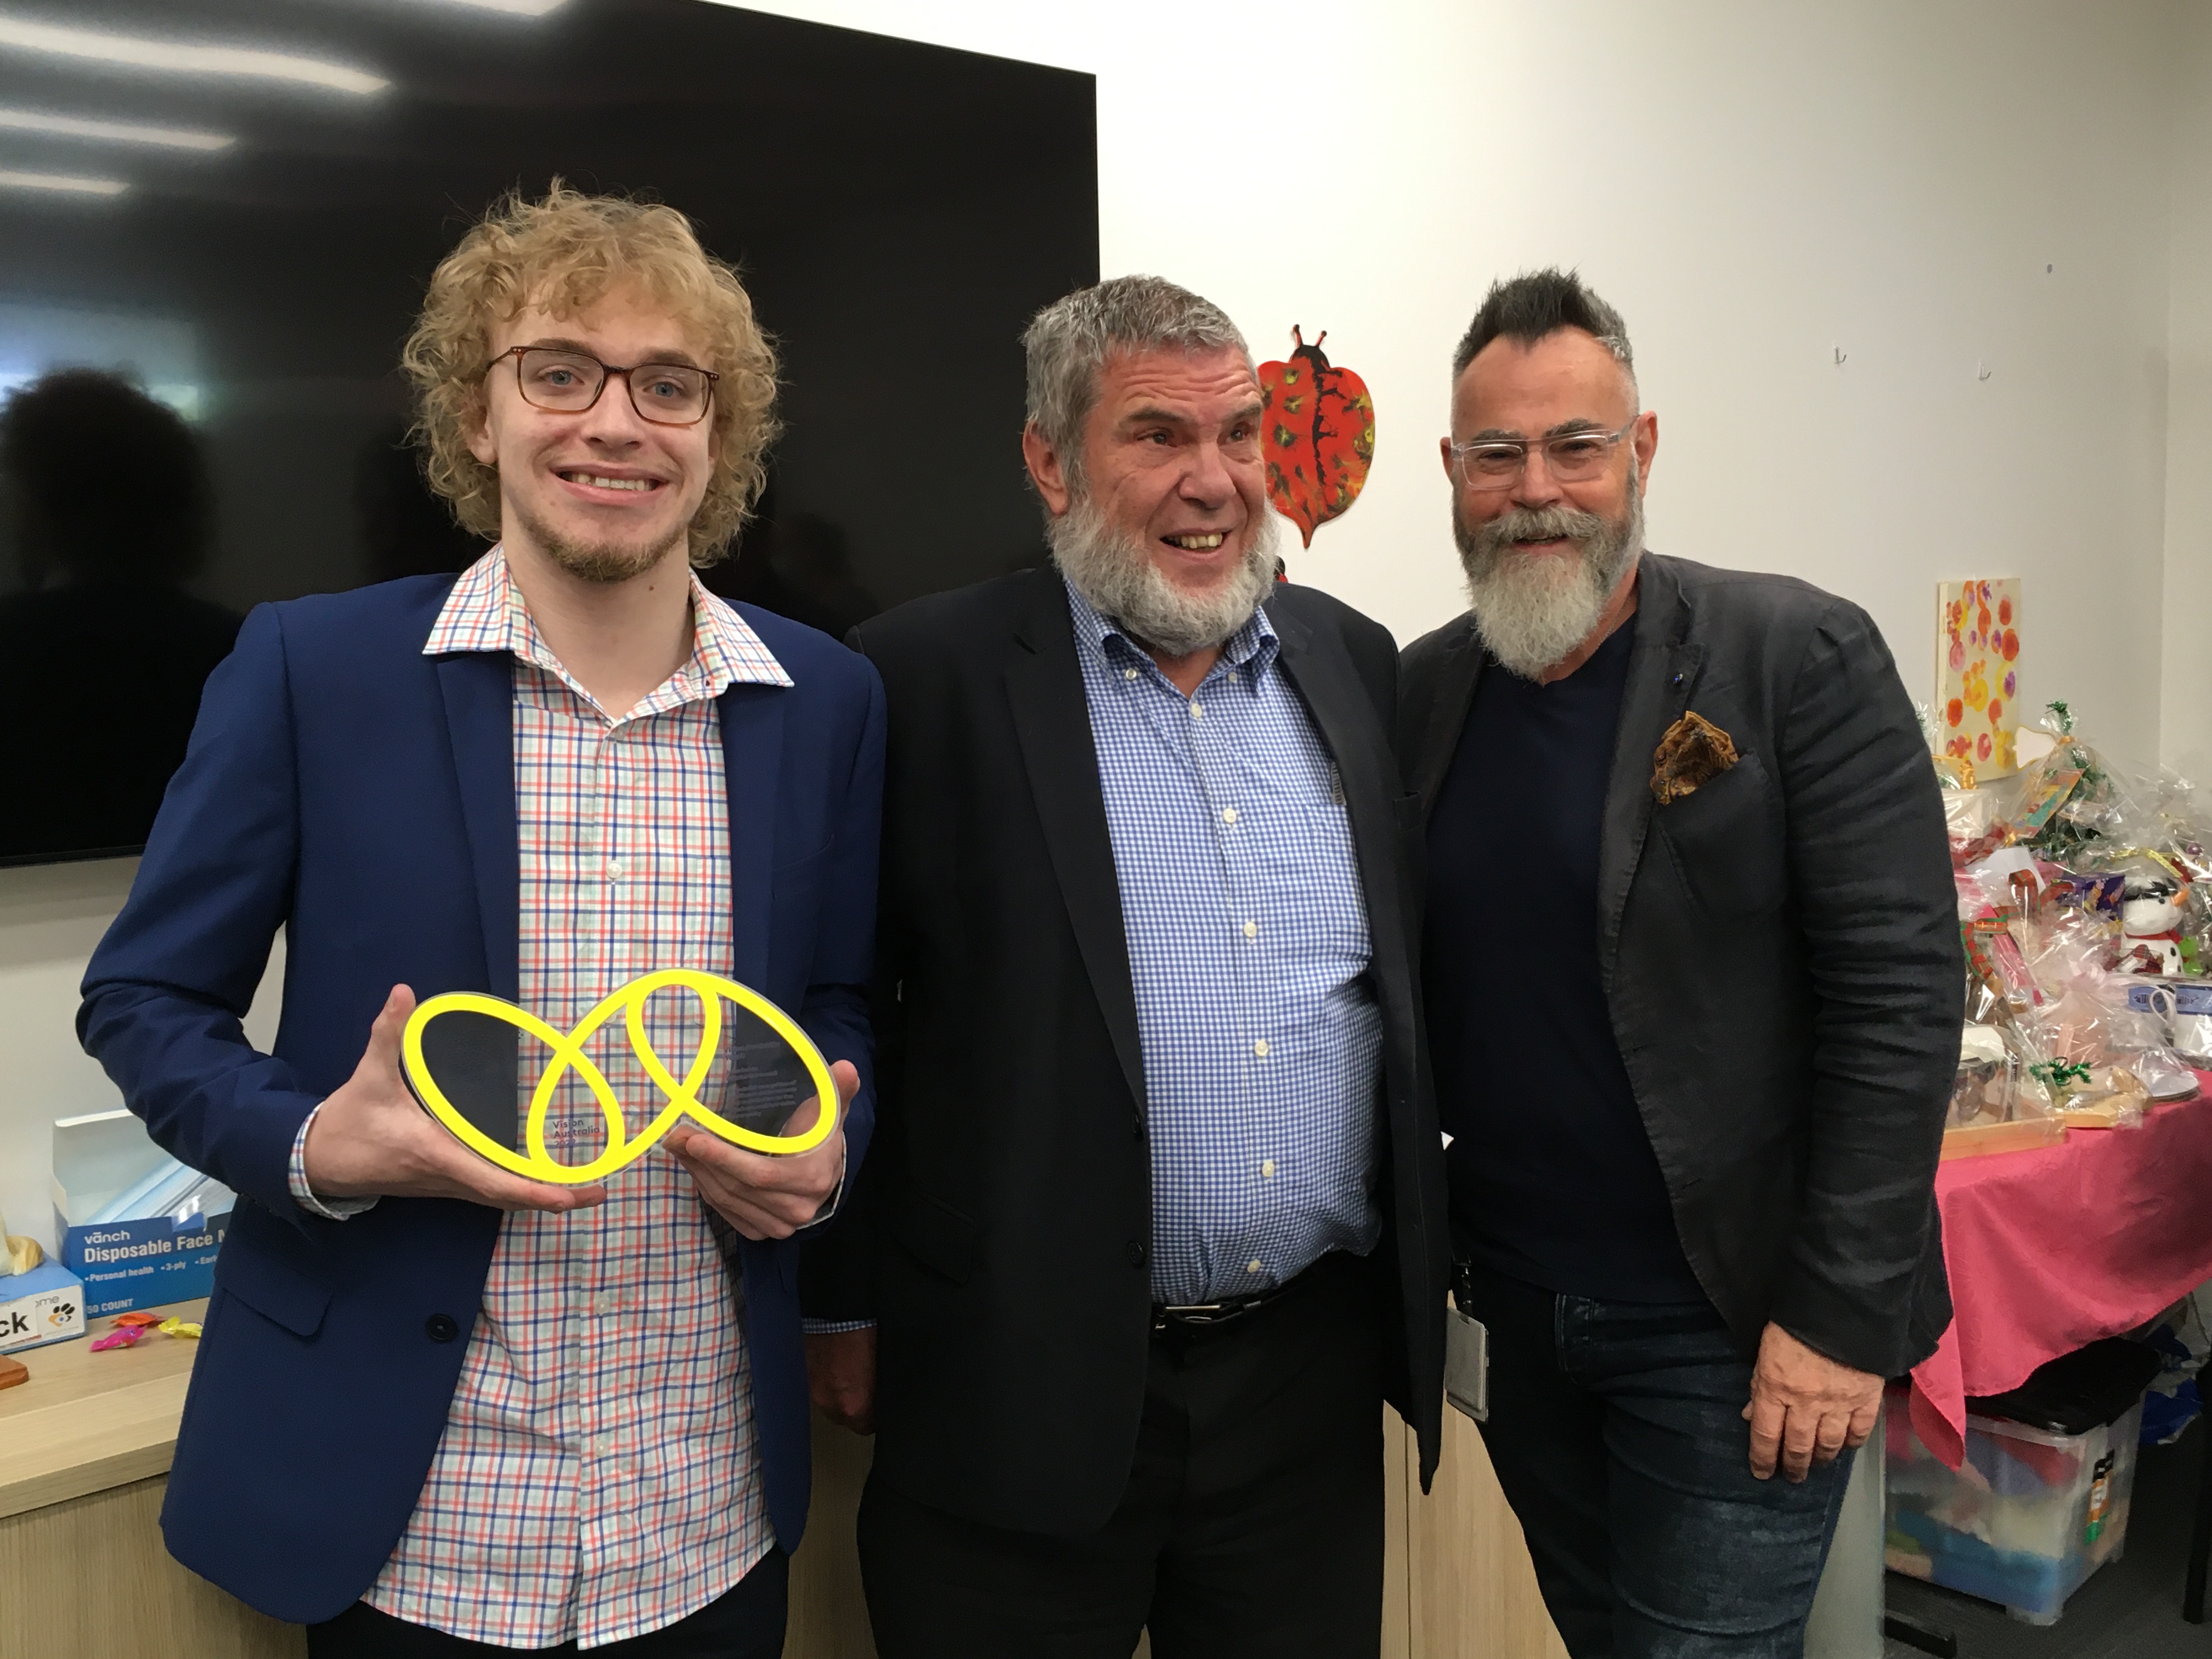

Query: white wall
[[0, 1, 2197, 1237], [743, 0, 2181, 760], [2166, 0, 2212, 780], [0, 860, 280, 1254], [0, 861, 138, 1252]]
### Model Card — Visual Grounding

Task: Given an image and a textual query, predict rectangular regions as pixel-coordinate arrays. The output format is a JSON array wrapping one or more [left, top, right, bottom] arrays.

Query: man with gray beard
[[800, 275, 1447, 1657], [1399, 270, 1960, 1657]]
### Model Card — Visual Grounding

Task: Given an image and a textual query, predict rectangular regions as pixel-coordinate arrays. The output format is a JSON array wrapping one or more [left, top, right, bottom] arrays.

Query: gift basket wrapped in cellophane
[[1933, 702, 2206, 1159]]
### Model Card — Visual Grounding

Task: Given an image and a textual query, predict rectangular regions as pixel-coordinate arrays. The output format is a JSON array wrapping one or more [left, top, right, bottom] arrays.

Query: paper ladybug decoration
[[1259, 326, 1374, 548]]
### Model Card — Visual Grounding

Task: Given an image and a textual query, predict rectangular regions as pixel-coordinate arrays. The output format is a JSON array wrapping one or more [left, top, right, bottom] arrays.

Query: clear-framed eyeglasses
[[486, 345, 719, 427], [1449, 419, 1636, 490]]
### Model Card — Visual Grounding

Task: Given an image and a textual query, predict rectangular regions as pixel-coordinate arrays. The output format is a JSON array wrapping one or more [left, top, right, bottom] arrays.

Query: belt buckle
[[1152, 1299, 1232, 1333]]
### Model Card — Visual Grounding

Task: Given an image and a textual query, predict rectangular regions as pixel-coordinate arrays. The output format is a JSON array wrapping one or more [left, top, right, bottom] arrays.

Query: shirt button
[[1221, 808, 1239, 825], [592, 1291, 618, 1316], [1125, 1239, 1149, 1269], [1190, 702, 1205, 720], [1246, 1259, 1263, 1274], [1243, 921, 1257, 939], [1252, 1039, 1269, 1058], [1262, 1159, 1276, 1178], [605, 858, 624, 882], [1124, 667, 1139, 681]]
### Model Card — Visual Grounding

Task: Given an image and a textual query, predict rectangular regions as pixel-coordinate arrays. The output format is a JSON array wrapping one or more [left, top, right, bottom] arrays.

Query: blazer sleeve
[[792, 664, 887, 1237], [1764, 600, 1964, 1374], [798, 623, 894, 1318], [76, 603, 325, 1231]]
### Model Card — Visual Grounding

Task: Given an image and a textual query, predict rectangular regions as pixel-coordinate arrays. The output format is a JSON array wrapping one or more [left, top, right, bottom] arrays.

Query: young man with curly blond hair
[[80, 186, 884, 1656]]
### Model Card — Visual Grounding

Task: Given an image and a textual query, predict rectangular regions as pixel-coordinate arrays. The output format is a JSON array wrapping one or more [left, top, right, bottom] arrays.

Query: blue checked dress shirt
[[1064, 579, 1383, 1305]]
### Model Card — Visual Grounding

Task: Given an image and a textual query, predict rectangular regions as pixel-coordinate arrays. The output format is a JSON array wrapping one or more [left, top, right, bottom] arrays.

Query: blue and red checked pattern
[[359, 548, 790, 1647]]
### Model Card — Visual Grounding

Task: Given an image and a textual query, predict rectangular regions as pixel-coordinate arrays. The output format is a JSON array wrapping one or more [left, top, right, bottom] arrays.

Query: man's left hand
[[1742, 1321, 1882, 1483], [665, 1060, 857, 1240]]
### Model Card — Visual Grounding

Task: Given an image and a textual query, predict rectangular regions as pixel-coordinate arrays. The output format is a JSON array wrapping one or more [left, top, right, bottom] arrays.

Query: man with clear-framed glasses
[[1397, 269, 1960, 1657], [79, 186, 884, 1657]]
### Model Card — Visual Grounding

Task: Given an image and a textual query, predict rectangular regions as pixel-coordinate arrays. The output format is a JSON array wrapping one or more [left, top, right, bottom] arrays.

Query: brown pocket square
[[1651, 712, 1739, 805]]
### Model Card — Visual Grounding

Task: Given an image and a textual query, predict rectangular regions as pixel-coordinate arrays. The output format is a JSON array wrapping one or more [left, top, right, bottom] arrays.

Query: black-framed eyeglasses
[[486, 345, 719, 426], [1449, 419, 1636, 489]]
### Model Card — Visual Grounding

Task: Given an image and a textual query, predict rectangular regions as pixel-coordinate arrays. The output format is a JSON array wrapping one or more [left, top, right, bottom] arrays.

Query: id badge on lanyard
[[1446, 1264, 1488, 1423]]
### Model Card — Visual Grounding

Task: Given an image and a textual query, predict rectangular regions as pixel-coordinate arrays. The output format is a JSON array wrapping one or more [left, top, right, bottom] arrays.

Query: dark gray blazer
[[1398, 552, 1961, 1378], [805, 566, 1450, 1534]]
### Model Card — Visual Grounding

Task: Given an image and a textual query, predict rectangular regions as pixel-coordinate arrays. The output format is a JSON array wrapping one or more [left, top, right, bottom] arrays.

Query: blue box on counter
[[57, 1210, 230, 1318], [52, 1108, 234, 1318]]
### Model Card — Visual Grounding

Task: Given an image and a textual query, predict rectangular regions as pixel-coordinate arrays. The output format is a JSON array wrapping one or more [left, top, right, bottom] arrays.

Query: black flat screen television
[[0, 0, 1096, 865]]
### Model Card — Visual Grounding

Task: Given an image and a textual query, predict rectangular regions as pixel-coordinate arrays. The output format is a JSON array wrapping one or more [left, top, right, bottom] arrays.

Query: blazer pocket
[[1654, 752, 1787, 917], [886, 1187, 980, 1285], [771, 837, 833, 876], [213, 1231, 332, 1339]]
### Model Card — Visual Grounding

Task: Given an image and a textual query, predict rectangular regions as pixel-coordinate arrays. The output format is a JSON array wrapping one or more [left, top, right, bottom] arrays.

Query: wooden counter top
[[0, 1300, 204, 1520]]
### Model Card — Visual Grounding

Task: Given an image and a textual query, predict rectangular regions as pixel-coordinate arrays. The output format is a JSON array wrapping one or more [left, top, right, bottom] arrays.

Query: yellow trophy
[[400, 969, 839, 1186]]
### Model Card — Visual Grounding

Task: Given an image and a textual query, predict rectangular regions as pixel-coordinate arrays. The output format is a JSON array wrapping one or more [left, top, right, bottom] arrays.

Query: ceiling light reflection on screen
[[0, 18, 389, 95], [0, 167, 127, 196], [0, 108, 233, 151], [433, 0, 569, 14]]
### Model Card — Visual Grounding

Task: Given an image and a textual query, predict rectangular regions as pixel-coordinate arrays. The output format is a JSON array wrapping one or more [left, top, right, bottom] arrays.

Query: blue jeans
[[1464, 1271, 1853, 1659]]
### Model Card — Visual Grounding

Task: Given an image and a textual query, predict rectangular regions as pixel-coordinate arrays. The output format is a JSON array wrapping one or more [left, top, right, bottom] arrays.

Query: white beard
[[1454, 476, 1643, 680], [1049, 493, 1278, 657]]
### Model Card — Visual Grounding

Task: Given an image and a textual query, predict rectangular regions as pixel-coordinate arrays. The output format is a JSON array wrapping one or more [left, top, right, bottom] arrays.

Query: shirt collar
[[1060, 573, 1278, 689], [423, 545, 792, 704]]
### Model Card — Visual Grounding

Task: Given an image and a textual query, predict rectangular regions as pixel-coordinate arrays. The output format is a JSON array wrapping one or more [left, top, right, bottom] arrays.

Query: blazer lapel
[[1411, 619, 1486, 816], [718, 681, 787, 993], [433, 652, 520, 1002], [1006, 577, 1148, 1117], [1269, 601, 1404, 941], [1595, 557, 1702, 986]]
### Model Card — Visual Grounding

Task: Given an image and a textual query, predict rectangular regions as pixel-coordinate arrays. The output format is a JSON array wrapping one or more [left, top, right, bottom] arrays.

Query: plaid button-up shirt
[[1064, 579, 1382, 1306], [292, 547, 793, 1646]]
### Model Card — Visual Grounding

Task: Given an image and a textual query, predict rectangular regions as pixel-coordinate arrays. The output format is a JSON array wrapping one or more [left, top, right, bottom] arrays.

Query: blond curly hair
[[402, 183, 779, 565]]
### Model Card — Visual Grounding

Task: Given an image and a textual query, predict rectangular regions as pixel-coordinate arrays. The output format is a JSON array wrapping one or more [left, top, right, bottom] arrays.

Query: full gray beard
[[1453, 477, 1643, 680], [514, 497, 685, 585], [1049, 493, 1278, 657]]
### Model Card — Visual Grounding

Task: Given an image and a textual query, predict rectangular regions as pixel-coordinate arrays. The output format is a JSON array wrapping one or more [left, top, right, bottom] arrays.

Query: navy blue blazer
[[78, 573, 884, 1625]]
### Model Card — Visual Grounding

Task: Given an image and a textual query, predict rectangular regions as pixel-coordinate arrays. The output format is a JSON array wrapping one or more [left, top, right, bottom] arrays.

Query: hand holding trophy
[[386, 969, 849, 1237], [302, 985, 608, 1214]]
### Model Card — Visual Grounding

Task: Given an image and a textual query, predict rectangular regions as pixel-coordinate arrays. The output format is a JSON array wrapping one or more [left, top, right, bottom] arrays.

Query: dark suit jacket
[[1398, 554, 1961, 1378], [803, 566, 1449, 1533], [77, 574, 885, 1623]]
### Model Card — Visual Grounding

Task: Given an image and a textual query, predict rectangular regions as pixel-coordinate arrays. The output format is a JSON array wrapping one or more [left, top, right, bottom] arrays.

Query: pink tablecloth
[[1907, 1084, 2212, 1467]]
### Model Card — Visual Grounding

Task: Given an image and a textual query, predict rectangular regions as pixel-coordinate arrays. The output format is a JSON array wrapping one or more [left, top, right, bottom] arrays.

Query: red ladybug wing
[[1259, 357, 1323, 548], [1313, 364, 1374, 527]]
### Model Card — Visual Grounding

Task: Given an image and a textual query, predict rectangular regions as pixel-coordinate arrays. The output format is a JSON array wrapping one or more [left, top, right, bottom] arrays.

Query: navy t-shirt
[[1424, 620, 1707, 1304]]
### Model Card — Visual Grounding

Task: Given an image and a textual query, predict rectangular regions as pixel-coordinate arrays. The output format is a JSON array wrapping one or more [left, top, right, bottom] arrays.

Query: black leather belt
[[1150, 1252, 1341, 1333]]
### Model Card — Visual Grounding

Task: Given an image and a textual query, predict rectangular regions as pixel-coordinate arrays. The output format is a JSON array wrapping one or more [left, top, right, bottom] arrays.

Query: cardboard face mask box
[[60, 1212, 230, 1319], [53, 1109, 234, 1319], [1, 1257, 86, 1353]]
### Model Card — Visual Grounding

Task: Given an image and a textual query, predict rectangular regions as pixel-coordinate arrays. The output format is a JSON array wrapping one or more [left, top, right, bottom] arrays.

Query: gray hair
[[1021, 275, 1250, 488], [1451, 268, 1635, 399]]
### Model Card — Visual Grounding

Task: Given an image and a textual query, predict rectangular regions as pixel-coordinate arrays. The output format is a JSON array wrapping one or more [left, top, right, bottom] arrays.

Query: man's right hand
[[806, 1327, 877, 1435], [301, 984, 606, 1214]]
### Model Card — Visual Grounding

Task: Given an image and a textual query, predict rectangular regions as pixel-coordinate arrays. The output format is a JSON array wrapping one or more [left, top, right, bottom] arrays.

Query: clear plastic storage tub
[[1883, 1386, 2141, 1624]]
